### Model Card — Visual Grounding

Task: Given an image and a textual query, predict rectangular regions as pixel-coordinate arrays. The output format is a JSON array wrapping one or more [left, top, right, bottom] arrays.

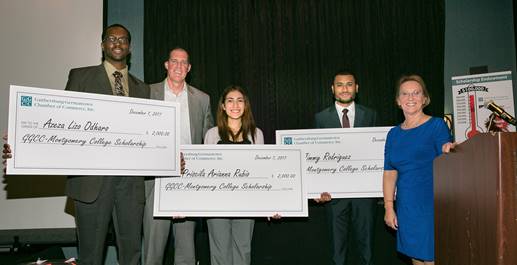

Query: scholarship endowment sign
[[452, 71, 515, 143], [7, 85, 180, 176], [154, 145, 307, 217], [276, 127, 391, 198]]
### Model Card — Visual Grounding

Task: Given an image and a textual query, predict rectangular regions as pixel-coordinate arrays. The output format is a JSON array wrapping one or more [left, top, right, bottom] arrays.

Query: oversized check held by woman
[[154, 144, 307, 217]]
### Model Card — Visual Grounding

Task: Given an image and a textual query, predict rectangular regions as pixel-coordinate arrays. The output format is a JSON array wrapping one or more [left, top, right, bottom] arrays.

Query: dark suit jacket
[[315, 103, 377, 128], [149, 81, 213, 144], [65, 64, 150, 203], [315, 102, 378, 265]]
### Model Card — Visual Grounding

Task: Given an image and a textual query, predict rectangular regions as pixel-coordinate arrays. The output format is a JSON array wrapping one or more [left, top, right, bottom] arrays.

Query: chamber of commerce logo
[[20, 96, 32, 107], [283, 137, 293, 145]]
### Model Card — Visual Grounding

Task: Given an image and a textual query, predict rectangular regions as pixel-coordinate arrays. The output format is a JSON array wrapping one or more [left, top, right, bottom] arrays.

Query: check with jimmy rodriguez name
[[7, 85, 180, 176], [154, 145, 308, 217], [276, 127, 392, 198]]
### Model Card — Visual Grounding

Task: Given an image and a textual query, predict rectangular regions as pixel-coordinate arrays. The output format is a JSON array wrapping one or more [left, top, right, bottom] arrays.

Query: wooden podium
[[434, 132, 517, 265]]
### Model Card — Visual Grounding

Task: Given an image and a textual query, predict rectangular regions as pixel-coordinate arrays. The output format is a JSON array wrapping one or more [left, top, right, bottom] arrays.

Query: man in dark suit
[[64, 24, 149, 265], [143, 47, 213, 265], [0, 23, 144, 265], [315, 70, 377, 265]]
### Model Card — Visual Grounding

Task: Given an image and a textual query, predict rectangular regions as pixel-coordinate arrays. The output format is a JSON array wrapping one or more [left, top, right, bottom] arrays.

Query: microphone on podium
[[483, 100, 517, 126]]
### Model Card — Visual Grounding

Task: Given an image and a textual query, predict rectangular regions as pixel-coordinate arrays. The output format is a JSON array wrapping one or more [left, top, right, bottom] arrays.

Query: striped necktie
[[113, 71, 125, 96]]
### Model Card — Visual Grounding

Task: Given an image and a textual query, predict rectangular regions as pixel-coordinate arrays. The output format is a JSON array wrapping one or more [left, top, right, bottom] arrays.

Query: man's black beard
[[335, 96, 354, 104]]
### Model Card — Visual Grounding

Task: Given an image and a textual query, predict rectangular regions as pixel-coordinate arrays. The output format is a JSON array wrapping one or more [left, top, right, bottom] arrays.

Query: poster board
[[451, 71, 515, 143]]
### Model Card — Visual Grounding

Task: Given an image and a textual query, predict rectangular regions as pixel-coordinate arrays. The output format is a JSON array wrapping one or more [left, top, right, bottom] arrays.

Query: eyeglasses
[[103, 35, 130, 44], [399, 91, 423, 98]]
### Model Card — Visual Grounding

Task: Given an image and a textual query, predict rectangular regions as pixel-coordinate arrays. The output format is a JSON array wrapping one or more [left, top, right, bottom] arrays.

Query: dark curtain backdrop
[[144, 1, 444, 265], [144, 0, 445, 144]]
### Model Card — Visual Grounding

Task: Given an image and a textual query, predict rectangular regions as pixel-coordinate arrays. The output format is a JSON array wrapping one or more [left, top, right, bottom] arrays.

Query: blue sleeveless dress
[[383, 117, 451, 261]]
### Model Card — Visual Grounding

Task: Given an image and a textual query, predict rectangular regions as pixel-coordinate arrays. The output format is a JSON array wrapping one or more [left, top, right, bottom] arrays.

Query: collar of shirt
[[103, 61, 129, 96], [335, 101, 356, 128], [164, 81, 188, 99], [163, 81, 192, 144]]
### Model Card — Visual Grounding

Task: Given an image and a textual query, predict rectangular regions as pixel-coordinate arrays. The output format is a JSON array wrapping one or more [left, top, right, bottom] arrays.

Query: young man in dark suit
[[315, 70, 377, 265], [62, 24, 149, 265]]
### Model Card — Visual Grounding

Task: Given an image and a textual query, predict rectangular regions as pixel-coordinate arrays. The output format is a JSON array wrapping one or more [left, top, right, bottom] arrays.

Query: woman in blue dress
[[383, 75, 453, 265]]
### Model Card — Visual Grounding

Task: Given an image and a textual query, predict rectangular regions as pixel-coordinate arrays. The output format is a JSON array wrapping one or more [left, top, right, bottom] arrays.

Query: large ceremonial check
[[7, 85, 180, 176], [154, 145, 308, 217], [276, 127, 391, 198]]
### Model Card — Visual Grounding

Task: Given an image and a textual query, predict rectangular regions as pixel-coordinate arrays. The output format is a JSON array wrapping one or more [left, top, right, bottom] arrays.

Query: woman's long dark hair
[[216, 85, 257, 143]]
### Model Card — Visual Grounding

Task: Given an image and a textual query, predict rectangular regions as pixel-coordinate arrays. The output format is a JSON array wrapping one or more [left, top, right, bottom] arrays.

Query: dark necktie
[[113, 71, 125, 96], [342, 109, 350, 128]]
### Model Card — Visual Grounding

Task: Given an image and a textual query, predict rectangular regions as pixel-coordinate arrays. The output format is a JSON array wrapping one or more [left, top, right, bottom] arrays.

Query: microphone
[[484, 100, 517, 126]]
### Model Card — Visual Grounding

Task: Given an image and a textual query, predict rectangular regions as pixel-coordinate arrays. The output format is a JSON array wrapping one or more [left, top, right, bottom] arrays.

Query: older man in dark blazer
[[64, 24, 149, 265], [315, 70, 377, 265]]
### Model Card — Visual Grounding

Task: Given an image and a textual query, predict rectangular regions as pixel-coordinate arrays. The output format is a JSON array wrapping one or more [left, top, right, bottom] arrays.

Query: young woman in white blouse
[[204, 85, 263, 265]]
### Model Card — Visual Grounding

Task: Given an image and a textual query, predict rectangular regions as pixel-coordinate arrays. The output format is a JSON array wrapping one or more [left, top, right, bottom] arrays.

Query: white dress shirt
[[164, 82, 192, 144], [335, 101, 356, 128]]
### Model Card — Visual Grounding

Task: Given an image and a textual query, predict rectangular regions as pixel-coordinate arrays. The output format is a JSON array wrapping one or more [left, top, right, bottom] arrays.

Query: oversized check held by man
[[154, 145, 307, 217], [7, 85, 180, 176], [276, 127, 391, 198]]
